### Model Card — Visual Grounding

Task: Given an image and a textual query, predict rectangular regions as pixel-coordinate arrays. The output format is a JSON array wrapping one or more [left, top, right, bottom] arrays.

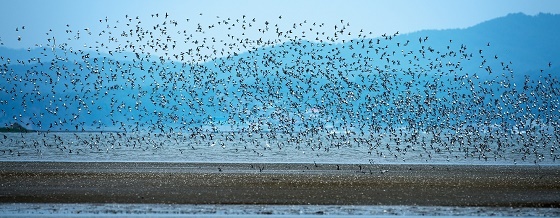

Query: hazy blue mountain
[[0, 13, 558, 132], [405, 13, 559, 74]]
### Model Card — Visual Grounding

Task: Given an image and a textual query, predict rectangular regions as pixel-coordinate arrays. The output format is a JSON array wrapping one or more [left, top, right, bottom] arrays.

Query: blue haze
[[1, 13, 558, 132]]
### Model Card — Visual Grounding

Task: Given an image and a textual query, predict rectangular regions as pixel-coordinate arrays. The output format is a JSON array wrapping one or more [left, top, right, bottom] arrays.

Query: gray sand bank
[[1, 162, 559, 206]]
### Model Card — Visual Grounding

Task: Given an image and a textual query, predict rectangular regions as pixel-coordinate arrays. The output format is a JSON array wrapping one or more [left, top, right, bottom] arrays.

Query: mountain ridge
[[0, 12, 558, 132], [1, 13, 558, 68]]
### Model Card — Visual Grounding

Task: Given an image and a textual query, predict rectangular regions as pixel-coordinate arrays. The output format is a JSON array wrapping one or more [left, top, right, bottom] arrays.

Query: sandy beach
[[0, 162, 559, 207]]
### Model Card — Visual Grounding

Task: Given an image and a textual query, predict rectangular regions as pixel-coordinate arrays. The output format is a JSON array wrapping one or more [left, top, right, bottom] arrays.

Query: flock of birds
[[0, 13, 558, 164]]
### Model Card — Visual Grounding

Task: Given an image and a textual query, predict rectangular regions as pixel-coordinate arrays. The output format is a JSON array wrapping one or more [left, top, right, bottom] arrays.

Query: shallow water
[[0, 132, 559, 164], [1, 203, 560, 217], [0, 131, 558, 165]]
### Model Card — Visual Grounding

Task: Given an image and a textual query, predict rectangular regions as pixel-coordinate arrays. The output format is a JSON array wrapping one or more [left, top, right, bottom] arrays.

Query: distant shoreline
[[1, 161, 559, 206]]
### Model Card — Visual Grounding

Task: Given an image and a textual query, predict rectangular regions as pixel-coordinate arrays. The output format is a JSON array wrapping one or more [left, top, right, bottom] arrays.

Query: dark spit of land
[[0, 123, 29, 133]]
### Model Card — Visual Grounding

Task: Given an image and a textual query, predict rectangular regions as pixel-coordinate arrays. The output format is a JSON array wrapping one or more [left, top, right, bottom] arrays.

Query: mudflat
[[0, 162, 559, 206]]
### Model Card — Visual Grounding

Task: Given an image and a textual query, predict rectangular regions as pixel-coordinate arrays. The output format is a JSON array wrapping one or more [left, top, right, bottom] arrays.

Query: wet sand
[[0, 162, 559, 207]]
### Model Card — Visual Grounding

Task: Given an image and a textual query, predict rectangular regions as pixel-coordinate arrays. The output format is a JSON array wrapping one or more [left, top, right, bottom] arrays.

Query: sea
[[0, 130, 557, 165]]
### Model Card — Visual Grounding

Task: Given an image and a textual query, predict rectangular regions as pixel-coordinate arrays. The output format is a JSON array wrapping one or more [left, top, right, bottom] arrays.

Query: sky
[[0, 0, 559, 56]]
